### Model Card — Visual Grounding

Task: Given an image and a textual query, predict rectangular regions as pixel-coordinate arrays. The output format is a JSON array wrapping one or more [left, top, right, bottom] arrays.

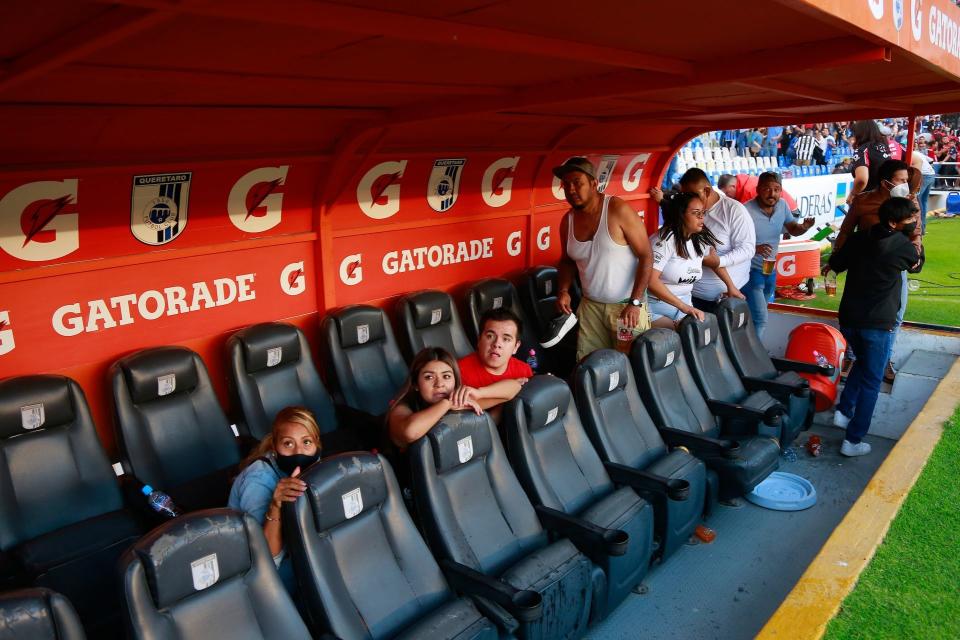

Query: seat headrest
[[681, 313, 719, 349], [135, 509, 251, 610], [717, 298, 750, 332], [119, 347, 200, 404], [530, 267, 558, 300], [406, 291, 454, 330], [641, 329, 683, 371], [0, 375, 75, 440], [301, 452, 389, 532], [580, 349, 629, 398], [517, 375, 570, 432], [426, 411, 494, 474], [238, 323, 302, 373], [472, 279, 514, 313], [335, 306, 387, 349]]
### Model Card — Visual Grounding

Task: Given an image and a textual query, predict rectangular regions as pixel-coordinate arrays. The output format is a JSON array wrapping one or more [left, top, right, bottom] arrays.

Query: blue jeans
[[741, 268, 777, 338], [836, 327, 895, 443], [919, 174, 935, 234]]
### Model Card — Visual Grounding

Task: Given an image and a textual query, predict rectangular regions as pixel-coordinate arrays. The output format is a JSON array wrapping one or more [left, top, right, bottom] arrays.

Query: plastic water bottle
[[812, 350, 830, 368], [526, 349, 538, 372], [142, 484, 181, 518]]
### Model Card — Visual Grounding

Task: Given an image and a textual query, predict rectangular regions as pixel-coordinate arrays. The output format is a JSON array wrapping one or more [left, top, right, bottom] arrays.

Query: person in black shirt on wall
[[828, 197, 920, 457], [848, 119, 892, 202]]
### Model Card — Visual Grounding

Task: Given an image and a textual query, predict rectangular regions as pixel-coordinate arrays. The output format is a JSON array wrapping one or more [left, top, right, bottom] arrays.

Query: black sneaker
[[540, 313, 577, 348]]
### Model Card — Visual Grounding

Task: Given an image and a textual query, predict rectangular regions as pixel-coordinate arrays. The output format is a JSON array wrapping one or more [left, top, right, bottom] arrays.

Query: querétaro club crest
[[130, 172, 192, 245], [427, 159, 465, 212]]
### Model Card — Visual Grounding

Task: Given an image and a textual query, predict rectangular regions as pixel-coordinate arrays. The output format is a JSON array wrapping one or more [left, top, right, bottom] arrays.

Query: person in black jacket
[[828, 197, 920, 456]]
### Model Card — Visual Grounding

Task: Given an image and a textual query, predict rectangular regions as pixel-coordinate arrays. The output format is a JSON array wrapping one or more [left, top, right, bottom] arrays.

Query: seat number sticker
[[266, 346, 282, 367], [546, 406, 558, 424], [738, 313, 745, 328], [608, 371, 619, 391], [20, 403, 44, 430], [704, 328, 711, 345], [191, 553, 220, 591], [544, 280, 552, 295], [665, 351, 675, 367], [158, 374, 176, 397], [342, 488, 363, 519], [457, 436, 474, 463], [430, 308, 442, 325], [357, 324, 370, 344], [492, 296, 503, 309]]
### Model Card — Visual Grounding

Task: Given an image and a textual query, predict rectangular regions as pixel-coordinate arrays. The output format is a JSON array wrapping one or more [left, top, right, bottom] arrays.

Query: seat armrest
[[742, 376, 801, 396], [440, 559, 543, 622], [470, 595, 520, 635], [659, 427, 740, 459], [771, 357, 835, 377], [534, 505, 628, 557], [706, 398, 766, 420], [604, 462, 690, 501]]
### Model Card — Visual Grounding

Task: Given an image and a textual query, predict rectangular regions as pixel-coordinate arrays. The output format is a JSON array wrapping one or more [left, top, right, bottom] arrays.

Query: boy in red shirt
[[454, 309, 532, 422]]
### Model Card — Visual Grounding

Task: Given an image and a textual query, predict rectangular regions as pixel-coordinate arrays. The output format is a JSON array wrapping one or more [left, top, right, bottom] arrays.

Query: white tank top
[[566, 195, 638, 303]]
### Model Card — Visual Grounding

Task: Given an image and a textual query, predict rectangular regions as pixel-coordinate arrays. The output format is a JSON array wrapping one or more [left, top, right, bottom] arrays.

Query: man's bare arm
[[556, 213, 576, 313], [612, 198, 652, 298]]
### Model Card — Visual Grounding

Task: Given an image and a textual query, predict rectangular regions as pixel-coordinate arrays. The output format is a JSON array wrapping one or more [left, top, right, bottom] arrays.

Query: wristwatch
[[629, 298, 642, 307]]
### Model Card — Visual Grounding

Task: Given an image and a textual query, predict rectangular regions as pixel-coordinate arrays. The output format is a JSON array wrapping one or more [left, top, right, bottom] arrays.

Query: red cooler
[[775, 240, 822, 287], [785, 323, 847, 411]]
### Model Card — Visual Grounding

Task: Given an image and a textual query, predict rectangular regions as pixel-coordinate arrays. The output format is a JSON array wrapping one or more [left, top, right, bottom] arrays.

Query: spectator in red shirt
[[457, 308, 532, 422]]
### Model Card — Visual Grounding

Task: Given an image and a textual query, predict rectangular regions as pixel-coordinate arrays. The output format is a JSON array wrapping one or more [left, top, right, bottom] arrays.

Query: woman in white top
[[648, 191, 745, 329]]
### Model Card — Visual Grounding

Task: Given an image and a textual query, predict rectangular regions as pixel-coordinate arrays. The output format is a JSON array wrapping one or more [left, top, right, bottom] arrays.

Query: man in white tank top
[[555, 157, 653, 360]]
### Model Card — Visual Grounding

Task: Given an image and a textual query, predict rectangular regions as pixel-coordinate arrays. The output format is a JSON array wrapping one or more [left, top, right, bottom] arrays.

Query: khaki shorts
[[576, 296, 651, 361]]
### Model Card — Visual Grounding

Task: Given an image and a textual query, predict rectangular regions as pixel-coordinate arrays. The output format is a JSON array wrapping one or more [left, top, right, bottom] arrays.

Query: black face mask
[[276, 452, 320, 476], [900, 222, 918, 236]]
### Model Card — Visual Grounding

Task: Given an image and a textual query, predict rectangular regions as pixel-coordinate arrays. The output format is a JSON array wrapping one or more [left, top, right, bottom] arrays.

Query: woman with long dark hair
[[648, 191, 744, 329], [386, 346, 481, 448], [849, 119, 892, 201]]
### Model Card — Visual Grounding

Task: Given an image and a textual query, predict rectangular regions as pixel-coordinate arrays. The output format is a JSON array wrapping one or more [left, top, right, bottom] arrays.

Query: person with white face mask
[[828, 159, 923, 384]]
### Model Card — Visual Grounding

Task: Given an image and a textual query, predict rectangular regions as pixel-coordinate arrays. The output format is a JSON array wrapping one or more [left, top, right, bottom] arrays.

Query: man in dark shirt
[[828, 198, 920, 457]]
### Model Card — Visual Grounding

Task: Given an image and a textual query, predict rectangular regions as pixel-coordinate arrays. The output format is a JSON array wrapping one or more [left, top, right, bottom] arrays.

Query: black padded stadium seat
[[111, 347, 240, 512], [120, 509, 310, 640], [227, 322, 366, 454], [518, 266, 578, 377], [322, 305, 408, 418], [716, 298, 824, 430], [503, 375, 654, 619], [631, 329, 779, 501], [286, 452, 506, 639], [0, 588, 86, 640], [0, 376, 142, 636], [464, 278, 546, 372], [397, 290, 474, 361], [411, 410, 599, 640], [679, 314, 799, 448], [574, 350, 711, 561]]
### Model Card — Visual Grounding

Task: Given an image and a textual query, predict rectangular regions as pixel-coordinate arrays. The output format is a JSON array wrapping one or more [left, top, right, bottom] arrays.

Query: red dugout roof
[[2, 0, 960, 167]]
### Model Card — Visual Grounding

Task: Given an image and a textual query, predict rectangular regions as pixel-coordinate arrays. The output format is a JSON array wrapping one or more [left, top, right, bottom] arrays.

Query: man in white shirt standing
[[678, 168, 756, 314]]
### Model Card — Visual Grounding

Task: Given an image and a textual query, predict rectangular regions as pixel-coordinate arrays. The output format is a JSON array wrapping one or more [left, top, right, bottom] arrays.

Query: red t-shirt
[[458, 352, 533, 388]]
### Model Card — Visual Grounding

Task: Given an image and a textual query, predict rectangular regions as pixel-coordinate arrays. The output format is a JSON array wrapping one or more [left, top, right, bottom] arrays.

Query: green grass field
[[777, 218, 960, 327], [824, 406, 960, 640]]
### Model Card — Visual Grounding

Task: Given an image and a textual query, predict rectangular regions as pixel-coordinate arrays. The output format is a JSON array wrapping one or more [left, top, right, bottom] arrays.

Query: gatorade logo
[[228, 166, 288, 233], [481, 156, 519, 208], [357, 161, 406, 219], [0, 180, 79, 261]]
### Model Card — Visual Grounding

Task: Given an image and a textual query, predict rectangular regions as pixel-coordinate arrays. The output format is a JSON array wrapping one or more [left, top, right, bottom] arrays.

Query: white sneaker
[[841, 440, 872, 457], [540, 313, 577, 348], [832, 411, 851, 428]]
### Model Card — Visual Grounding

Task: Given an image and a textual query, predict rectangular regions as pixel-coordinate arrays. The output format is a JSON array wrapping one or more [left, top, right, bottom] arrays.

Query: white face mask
[[889, 182, 911, 198]]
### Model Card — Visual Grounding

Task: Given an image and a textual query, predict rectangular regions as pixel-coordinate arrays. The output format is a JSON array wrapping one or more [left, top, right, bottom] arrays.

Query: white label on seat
[[738, 313, 745, 328], [229, 423, 239, 437], [492, 296, 503, 309], [457, 436, 474, 463], [157, 374, 176, 397], [266, 346, 282, 367], [191, 553, 220, 591], [356, 324, 370, 344], [112, 462, 125, 477], [20, 403, 44, 430], [546, 406, 558, 424], [665, 351, 675, 367], [704, 328, 711, 345], [544, 280, 552, 295], [608, 371, 619, 391], [342, 488, 363, 519], [430, 308, 442, 325]]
